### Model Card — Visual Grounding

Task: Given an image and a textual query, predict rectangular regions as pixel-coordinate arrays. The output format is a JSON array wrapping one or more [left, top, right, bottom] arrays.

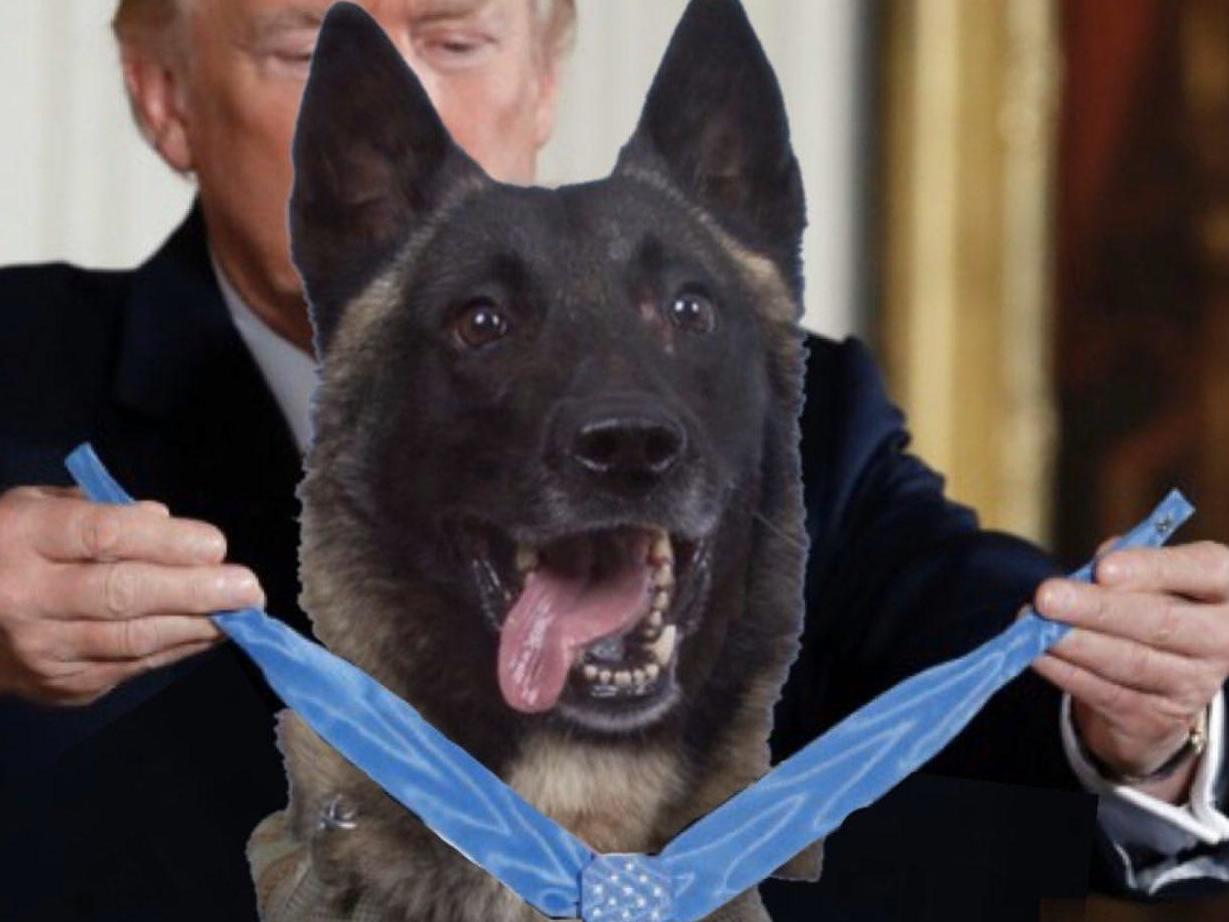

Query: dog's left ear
[[290, 2, 487, 354], [616, 0, 805, 299]]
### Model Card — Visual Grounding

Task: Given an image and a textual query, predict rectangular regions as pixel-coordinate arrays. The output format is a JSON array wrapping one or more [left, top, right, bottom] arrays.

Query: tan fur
[[252, 130, 811, 922], [505, 735, 686, 854], [262, 710, 700, 921]]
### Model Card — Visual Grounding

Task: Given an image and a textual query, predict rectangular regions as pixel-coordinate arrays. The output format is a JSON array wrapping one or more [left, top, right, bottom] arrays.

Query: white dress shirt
[[209, 259, 1229, 895], [212, 257, 318, 454], [1061, 691, 1229, 893]]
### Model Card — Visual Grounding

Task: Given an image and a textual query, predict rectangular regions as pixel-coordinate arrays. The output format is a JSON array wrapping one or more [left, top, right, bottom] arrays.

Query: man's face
[[171, 0, 557, 321]]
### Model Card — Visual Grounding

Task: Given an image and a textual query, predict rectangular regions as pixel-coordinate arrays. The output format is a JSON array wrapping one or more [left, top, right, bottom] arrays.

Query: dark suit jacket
[[0, 207, 1194, 919]]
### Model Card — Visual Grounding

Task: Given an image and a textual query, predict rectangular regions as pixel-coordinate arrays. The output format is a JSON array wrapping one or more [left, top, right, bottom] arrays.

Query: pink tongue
[[497, 557, 652, 713]]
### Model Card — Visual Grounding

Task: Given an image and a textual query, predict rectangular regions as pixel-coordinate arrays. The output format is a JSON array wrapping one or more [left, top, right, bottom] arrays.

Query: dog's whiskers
[[751, 511, 808, 553]]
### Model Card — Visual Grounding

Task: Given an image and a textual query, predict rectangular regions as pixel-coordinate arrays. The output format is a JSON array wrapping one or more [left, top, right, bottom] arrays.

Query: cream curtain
[[880, 0, 1059, 542], [0, 1, 195, 271]]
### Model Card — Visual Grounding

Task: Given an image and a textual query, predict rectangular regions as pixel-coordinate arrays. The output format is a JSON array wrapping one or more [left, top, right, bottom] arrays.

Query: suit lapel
[[101, 202, 309, 637]]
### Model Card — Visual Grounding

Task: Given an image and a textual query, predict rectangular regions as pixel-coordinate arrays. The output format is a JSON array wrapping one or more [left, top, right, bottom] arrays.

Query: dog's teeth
[[652, 590, 670, 612], [614, 670, 632, 688], [583, 664, 598, 681], [651, 532, 673, 565], [515, 545, 539, 573], [652, 564, 674, 590], [632, 668, 646, 686], [645, 662, 661, 681], [648, 624, 677, 665], [599, 669, 613, 685]]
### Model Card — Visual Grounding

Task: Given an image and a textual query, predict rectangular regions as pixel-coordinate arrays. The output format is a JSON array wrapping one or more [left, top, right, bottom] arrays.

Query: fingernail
[[1042, 582, 1072, 613], [219, 568, 261, 600], [193, 530, 227, 561], [1098, 555, 1131, 584]]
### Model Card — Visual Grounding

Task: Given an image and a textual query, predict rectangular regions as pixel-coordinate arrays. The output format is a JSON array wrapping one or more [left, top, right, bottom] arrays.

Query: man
[[1, 1, 1228, 919]]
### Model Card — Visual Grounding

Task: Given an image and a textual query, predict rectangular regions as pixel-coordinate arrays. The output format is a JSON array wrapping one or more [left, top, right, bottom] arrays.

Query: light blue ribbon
[[66, 444, 1192, 921]]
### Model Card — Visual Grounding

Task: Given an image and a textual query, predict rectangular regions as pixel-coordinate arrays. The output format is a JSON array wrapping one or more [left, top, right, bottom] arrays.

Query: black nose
[[571, 414, 685, 480]]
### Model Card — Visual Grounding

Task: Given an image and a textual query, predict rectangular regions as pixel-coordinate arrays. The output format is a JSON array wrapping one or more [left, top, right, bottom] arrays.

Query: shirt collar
[[209, 255, 318, 454]]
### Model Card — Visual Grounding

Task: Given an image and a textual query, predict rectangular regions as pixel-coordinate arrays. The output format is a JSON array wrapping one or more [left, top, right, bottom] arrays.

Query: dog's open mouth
[[460, 524, 705, 721]]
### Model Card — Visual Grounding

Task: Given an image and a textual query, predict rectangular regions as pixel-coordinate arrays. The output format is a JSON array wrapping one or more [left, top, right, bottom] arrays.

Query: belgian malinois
[[250, 1, 817, 918]]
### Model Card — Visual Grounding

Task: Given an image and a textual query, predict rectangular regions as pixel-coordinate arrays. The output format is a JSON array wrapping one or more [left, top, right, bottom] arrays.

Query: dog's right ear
[[615, 0, 805, 300], [290, 2, 487, 355]]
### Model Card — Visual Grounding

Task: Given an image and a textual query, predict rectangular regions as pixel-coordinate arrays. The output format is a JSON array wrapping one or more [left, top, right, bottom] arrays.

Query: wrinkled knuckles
[[1127, 642, 1155, 685], [119, 617, 160, 660], [1088, 587, 1112, 627], [103, 563, 141, 618], [80, 507, 123, 561], [1152, 600, 1181, 647]]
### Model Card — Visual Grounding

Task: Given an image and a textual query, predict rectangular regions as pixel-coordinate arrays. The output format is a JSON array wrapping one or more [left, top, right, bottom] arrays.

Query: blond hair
[[534, 0, 577, 63], [112, 0, 185, 53], [112, 0, 576, 61]]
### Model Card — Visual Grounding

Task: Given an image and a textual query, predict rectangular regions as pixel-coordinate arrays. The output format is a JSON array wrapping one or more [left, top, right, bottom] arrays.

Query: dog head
[[291, 0, 807, 744]]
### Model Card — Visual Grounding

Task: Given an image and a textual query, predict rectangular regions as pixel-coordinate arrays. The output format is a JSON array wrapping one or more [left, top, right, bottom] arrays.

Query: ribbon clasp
[[580, 854, 673, 922]]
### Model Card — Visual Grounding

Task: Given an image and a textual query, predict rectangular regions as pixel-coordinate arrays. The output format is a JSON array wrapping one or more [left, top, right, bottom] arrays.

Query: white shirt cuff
[[1060, 690, 1229, 849]]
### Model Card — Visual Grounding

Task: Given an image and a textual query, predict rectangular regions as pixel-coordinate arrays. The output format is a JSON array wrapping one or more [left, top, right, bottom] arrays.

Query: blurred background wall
[[0, 3, 197, 275], [877, 0, 1059, 543], [876, 0, 1229, 575], [1054, 0, 1229, 569]]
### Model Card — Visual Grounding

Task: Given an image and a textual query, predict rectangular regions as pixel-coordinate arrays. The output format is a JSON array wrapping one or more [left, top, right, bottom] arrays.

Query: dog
[[248, 1, 816, 919]]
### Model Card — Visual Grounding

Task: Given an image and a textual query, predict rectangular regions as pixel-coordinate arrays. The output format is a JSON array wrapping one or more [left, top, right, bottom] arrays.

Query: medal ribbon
[[66, 444, 1193, 921]]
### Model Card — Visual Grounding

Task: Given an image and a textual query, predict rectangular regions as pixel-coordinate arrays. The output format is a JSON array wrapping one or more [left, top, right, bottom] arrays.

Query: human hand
[[1032, 540, 1229, 800], [0, 485, 265, 705]]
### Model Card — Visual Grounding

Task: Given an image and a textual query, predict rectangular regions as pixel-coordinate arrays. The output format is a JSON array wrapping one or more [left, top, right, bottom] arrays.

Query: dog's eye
[[453, 300, 511, 348], [667, 292, 717, 334]]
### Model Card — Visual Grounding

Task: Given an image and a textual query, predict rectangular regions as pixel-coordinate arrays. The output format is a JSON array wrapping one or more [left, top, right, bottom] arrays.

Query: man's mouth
[[461, 524, 704, 722]]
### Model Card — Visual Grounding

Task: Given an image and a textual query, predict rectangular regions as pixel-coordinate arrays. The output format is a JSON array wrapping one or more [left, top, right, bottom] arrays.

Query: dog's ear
[[616, 0, 805, 297], [290, 2, 487, 354]]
